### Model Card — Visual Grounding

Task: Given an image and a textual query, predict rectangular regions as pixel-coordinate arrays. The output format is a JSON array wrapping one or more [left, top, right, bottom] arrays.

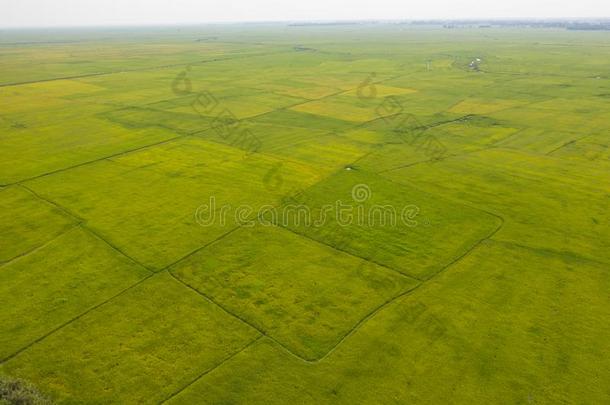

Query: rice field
[[1, 24, 609, 404]]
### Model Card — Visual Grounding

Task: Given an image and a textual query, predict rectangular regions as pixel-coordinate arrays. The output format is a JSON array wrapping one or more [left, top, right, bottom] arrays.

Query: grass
[[0, 187, 75, 263], [1, 24, 609, 404]]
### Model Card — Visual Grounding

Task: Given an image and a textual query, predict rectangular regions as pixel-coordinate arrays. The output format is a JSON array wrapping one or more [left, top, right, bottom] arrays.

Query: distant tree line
[[286, 19, 610, 31]]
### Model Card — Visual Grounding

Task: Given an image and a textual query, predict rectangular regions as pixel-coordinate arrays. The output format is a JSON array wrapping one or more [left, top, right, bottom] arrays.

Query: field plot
[[280, 170, 501, 280], [449, 97, 527, 115], [171, 225, 418, 360], [252, 109, 356, 132], [101, 106, 213, 135], [495, 127, 580, 154], [0, 187, 75, 262], [25, 137, 321, 270], [489, 103, 610, 134], [383, 148, 610, 264], [1, 24, 610, 404], [548, 132, 610, 169], [290, 94, 386, 122], [355, 115, 521, 172]]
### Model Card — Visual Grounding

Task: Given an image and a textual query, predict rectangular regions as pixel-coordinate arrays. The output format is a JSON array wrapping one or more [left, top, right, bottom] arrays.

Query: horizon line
[[2, 17, 610, 31]]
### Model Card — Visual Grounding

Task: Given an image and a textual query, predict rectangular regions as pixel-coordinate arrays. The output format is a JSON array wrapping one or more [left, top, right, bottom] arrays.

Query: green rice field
[[0, 24, 609, 404]]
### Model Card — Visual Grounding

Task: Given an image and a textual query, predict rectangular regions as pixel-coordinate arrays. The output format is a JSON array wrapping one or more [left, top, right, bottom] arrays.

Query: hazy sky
[[2, 0, 609, 28]]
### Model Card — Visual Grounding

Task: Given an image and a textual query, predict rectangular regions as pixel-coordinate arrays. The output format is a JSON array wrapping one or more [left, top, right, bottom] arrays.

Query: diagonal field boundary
[[0, 224, 80, 268], [0, 272, 156, 365], [158, 335, 264, 404], [278, 225, 423, 281], [0, 182, 82, 266], [314, 211, 505, 363], [18, 184, 155, 272], [0, 220, 248, 365], [166, 269, 312, 362]]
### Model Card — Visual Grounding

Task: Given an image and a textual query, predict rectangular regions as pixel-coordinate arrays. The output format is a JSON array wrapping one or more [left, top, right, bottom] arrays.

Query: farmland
[[1, 24, 609, 404]]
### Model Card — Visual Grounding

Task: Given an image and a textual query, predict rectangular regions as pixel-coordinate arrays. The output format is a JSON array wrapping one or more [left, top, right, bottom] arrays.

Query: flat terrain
[[0, 24, 609, 403]]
